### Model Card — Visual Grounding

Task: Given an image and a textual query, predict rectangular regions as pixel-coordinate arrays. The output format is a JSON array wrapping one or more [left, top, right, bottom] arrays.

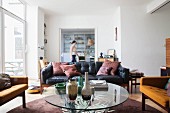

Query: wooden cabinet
[[166, 38, 170, 67], [98, 58, 114, 62]]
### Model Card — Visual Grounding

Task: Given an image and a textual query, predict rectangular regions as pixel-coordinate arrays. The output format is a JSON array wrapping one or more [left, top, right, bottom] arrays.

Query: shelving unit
[[61, 29, 95, 62]]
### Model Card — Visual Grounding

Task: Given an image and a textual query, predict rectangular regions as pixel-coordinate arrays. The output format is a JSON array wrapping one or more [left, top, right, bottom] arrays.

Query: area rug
[[7, 98, 162, 113]]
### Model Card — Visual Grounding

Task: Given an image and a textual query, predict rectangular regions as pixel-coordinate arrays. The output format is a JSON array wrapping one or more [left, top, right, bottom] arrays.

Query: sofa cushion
[[140, 85, 169, 107], [97, 75, 123, 84], [95, 62, 103, 73], [102, 60, 120, 75], [75, 62, 96, 75], [46, 76, 68, 84], [72, 74, 97, 81], [97, 66, 112, 75], [0, 84, 28, 104], [88, 62, 96, 75], [83, 74, 98, 80], [60, 64, 81, 78]]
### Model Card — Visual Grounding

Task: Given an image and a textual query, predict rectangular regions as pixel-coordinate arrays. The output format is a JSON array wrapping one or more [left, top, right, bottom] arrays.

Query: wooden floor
[[0, 79, 167, 113]]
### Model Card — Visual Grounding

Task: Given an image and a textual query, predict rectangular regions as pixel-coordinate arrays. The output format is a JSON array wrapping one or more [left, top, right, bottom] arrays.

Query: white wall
[[45, 15, 115, 62], [121, 5, 170, 75], [113, 7, 121, 61], [44, 3, 170, 76], [26, 5, 38, 79], [26, 6, 45, 79], [38, 8, 44, 58]]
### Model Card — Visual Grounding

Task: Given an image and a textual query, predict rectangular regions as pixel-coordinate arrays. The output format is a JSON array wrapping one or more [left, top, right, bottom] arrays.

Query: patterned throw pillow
[[0, 73, 11, 91], [102, 60, 120, 75], [60, 64, 81, 78], [97, 66, 112, 75], [52, 62, 68, 75]]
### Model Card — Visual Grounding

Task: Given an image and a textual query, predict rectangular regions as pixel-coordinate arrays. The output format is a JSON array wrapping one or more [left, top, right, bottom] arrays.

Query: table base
[[61, 108, 115, 113]]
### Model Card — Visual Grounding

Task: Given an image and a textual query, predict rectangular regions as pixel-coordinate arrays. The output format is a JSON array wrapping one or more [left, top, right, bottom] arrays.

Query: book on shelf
[[90, 80, 108, 91]]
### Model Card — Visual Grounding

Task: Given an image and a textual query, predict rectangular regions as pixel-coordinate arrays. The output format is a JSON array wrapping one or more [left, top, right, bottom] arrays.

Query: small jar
[[66, 79, 78, 100]]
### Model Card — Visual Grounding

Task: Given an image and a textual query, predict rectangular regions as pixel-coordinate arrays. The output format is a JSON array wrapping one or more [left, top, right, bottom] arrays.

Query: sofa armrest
[[41, 63, 53, 84], [140, 76, 170, 89], [118, 66, 129, 84], [10, 76, 28, 85]]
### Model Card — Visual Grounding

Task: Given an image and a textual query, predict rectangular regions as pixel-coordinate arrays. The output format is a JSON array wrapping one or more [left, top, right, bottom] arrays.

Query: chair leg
[[127, 84, 129, 92], [22, 91, 26, 108], [142, 93, 145, 111]]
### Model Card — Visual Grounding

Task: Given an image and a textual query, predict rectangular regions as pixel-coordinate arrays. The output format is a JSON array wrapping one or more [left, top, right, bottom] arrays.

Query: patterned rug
[[7, 98, 162, 113]]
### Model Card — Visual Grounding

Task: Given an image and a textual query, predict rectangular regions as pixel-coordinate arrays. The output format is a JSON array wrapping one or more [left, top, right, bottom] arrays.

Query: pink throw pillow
[[97, 66, 112, 75], [52, 62, 65, 75], [102, 60, 120, 75], [60, 64, 81, 78]]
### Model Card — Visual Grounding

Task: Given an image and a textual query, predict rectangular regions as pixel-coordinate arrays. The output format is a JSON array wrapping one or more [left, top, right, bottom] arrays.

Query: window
[[2, 0, 25, 19], [0, 0, 26, 75]]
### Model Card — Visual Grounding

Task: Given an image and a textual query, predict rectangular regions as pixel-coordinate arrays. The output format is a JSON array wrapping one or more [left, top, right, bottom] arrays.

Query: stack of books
[[90, 80, 108, 91]]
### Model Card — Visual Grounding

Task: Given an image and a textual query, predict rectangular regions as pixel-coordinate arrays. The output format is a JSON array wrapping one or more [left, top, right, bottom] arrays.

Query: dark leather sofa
[[41, 61, 129, 91]]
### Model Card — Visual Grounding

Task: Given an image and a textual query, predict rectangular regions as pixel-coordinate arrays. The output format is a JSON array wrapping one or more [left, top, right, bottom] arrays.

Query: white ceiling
[[24, 0, 153, 16]]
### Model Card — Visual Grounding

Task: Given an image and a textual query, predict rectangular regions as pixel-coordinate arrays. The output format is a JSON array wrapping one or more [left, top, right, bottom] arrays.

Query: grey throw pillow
[[0, 73, 11, 91]]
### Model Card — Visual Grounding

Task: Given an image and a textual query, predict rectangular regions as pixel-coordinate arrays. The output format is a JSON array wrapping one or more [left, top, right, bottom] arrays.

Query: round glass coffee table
[[42, 83, 129, 113]]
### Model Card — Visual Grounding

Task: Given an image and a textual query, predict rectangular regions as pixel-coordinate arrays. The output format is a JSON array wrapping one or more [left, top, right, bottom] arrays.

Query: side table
[[129, 72, 144, 93]]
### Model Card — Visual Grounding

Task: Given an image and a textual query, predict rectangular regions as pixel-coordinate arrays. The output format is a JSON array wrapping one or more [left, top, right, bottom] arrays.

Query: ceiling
[[24, 0, 153, 16]]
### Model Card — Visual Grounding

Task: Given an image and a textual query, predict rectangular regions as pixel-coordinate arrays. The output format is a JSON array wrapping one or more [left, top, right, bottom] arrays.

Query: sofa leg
[[22, 91, 26, 108], [142, 93, 145, 111]]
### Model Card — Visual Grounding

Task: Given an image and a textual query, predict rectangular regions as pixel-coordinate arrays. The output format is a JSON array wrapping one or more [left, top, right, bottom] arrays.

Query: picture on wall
[[115, 27, 117, 41]]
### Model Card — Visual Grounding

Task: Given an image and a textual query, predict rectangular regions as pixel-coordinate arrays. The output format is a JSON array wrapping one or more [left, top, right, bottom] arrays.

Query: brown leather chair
[[0, 76, 28, 108], [140, 76, 170, 113]]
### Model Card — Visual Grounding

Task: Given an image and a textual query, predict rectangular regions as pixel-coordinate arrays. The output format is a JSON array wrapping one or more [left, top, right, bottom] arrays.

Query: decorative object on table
[[81, 72, 92, 100], [55, 83, 66, 94], [90, 80, 108, 91], [66, 79, 78, 100], [100, 52, 103, 58], [78, 76, 83, 95], [107, 49, 115, 58]]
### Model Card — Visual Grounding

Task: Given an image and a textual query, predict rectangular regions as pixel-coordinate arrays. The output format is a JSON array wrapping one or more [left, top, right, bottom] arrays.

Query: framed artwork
[[115, 27, 117, 41]]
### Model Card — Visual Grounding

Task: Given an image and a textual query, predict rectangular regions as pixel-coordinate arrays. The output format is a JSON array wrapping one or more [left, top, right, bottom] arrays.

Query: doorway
[[60, 29, 95, 62]]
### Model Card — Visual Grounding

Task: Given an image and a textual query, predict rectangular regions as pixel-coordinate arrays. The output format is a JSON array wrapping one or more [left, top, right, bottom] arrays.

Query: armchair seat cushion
[[97, 75, 123, 84], [0, 84, 28, 104], [140, 85, 169, 107]]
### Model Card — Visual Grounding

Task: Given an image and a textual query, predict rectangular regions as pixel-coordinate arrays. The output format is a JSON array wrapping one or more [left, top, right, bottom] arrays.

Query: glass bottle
[[81, 72, 92, 100], [78, 76, 83, 95]]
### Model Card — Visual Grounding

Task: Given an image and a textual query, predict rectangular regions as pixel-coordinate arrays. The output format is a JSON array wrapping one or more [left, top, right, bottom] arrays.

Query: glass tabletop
[[42, 83, 129, 111]]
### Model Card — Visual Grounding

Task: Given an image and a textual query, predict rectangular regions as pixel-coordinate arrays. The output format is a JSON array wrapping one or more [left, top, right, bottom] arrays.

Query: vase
[[78, 76, 83, 95], [81, 72, 92, 100], [66, 79, 78, 100]]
